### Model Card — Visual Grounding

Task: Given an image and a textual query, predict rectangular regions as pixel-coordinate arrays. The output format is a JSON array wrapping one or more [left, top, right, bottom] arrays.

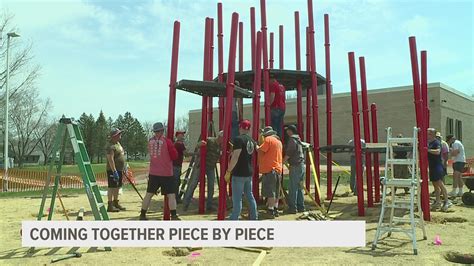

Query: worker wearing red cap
[[173, 131, 187, 203], [227, 119, 258, 220]]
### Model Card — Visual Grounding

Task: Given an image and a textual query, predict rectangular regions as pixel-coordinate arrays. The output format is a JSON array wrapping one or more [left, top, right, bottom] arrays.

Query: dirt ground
[[0, 181, 473, 265]]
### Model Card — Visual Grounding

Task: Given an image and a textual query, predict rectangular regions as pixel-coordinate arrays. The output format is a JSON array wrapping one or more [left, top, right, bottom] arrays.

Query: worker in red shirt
[[269, 75, 286, 138], [140, 122, 180, 220]]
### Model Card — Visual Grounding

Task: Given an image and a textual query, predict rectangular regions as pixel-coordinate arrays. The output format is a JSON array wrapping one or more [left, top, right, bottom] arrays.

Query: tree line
[[79, 111, 148, 163]]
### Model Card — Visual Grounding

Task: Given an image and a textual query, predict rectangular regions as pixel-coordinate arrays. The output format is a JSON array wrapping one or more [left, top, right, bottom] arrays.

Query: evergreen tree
[[78, 113, 96, 160], [95, 111, 108, 163]]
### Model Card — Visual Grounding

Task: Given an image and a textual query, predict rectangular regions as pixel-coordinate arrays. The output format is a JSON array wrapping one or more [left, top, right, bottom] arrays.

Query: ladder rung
[[392, 217, 415, 224], [387, 138, 415, 143], [89, 182, 97, 187], [379, 227, 415, 234], [83, 161, 91, 165], [382, 178, 416, 187], [386, 159, 414, 165], [384, 202, 412, 209], [97, 203, 104, 208]]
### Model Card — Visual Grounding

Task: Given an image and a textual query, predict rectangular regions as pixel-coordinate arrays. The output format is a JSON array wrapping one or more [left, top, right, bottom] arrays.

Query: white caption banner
[[22, 221, 365, 247]]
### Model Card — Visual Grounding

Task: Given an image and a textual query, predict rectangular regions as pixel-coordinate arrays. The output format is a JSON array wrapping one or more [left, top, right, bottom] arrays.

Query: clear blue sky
[[2, 0, 473, 123]]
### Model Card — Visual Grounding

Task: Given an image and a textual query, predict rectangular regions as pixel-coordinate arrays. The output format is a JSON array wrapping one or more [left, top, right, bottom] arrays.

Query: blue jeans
[[271, 108, 285, 138], [288, 164, 305, 212], [231, 111, 239, 140], [183, 165, 215, 208], [229, 176, 258, 220], [173, 166, 182, 196]]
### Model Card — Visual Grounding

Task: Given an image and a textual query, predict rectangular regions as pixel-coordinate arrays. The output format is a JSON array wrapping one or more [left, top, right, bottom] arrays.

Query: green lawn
[[21, 161, 149, 174]]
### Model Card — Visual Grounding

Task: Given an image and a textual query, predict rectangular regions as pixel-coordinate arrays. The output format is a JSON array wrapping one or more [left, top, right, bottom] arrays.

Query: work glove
[[112, 170, 120, 182], [224, 171, 231, 183]]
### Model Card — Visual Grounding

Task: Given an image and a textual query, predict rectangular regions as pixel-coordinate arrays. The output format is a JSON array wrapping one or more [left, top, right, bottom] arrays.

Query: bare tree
[[1, 11, 42, 166], [9, 88, 51, 167], [34, 118, 58, 165], [0, 11, 41, 102], [142, 121, 153, 140]]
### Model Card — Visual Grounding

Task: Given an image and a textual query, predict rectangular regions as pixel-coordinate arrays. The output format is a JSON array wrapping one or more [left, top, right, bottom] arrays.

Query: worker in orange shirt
[[257, 126, 283, 219]]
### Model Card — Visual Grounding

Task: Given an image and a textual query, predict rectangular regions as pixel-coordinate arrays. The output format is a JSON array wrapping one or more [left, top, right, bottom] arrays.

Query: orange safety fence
[[0, 168, 147, 193]]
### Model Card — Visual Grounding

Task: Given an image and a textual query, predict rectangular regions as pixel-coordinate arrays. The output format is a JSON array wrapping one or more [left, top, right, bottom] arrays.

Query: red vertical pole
[[260, 0, 271, 126], [279, 25, 284, 69], [294, 12, 303, 140], [359, 56, 374, 208], [208, 18, 215, 133], [165, 21, 181, 221], [278, 25, 284, 140], [199, 18, 211, 214], [217, 3, 224, 130], [371, 103, 381, 202], [307, 0, 321, 198], [252, 31, 263, 199], [421, 50, 429, 129], [269, 32, 274, 69], [324, 14, 332, 199], [250, 7, 256, 71], [238, 21, 244, 121], [218, 12, 239, 220], [305, 26, 311, 191], [409, 37, 430, 221], [348, 52, 365, 217]]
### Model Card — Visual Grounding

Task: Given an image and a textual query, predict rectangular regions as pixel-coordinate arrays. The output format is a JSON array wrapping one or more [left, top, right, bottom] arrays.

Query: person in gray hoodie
[[283, 125, 305, 214]]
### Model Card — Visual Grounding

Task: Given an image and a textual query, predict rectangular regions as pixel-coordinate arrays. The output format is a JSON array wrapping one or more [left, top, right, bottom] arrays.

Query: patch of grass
[[0, 188, 84, 199], [282, 171, 351, 189]]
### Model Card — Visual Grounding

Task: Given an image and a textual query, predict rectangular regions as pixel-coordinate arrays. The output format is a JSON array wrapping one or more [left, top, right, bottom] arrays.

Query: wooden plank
[[252, 250, 267, 266]]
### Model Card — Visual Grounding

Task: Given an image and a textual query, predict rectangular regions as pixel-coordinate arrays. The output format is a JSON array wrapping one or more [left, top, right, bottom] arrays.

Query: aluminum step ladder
[[372, 127, 426, 255], [37, 117, 111, 251]]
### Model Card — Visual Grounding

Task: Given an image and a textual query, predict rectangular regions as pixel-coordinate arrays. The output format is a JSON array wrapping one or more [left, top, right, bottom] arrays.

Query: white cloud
[[2, 0, 94, 31], [402, 15, 430, 36]]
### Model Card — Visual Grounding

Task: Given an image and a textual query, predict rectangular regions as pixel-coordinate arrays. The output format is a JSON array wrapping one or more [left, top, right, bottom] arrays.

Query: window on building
[[446, 117, 454, 135], [455, 120, 462, 141]]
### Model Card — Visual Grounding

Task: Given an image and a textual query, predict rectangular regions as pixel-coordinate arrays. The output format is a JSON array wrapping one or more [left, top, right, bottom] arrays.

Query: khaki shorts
[[261, 170, 281, 198]]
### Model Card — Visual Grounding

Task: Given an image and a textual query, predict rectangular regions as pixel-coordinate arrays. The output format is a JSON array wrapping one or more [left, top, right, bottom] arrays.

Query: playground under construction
[[1, 0, 473, 265]]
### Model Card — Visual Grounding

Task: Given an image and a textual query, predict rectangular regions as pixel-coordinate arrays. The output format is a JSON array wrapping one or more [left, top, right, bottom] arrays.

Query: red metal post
[[208, 18, 215, 134], [270, 32, 274, 69], [324, 14, 333, 199], [260, 0, 271, 126], [217, 3, 224, 130], [294, 12, 303, 140], [165, 21, 181, 221], [252, 31, 263, 199], [250, 7, 256, 71], [409, 37, 430, 221], [279, 25, 284, 69], [307, 0, 321, 197], [279, 25, 284, 140], [371, 103, 381, 202], [305, 26, 311, 191], [199, 18, 211, 214], [348, 52, 365, 217], [359, 56, 374, 207], [421, 50, 429, 131], [218, 12, 239, 220], [238, 21, 244, 121]]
